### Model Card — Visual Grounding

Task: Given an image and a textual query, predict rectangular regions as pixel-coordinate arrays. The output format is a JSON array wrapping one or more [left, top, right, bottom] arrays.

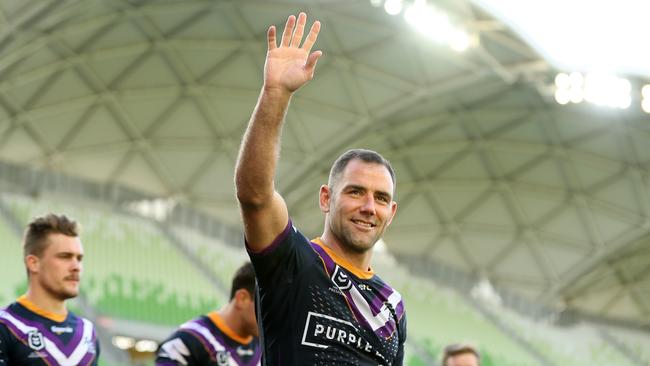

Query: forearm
[[235, 87, 292, 207]]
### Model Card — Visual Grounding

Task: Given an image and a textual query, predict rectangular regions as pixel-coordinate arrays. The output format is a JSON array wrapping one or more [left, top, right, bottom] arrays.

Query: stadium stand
[[1, 192, 224, 326], [481, 302, 637, 366], [0, 210, 27, 306], [373, 255, 542, 366], [170, 226, 249, 291], [603, 326, 650, 365]]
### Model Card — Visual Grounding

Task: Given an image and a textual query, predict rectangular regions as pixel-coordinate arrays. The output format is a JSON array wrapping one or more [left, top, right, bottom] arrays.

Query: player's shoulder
[[158, 319, 213, 364], [0, 302, 21, 326], [167, 315, 213, 346]]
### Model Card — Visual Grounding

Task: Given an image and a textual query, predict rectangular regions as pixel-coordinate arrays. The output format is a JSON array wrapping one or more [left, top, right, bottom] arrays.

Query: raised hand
[[264, 13, 322, 94]]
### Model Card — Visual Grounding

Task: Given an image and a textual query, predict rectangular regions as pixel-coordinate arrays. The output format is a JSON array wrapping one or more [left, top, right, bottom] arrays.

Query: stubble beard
[[329, 217, 381, 254], [40, 276, 78, 301]]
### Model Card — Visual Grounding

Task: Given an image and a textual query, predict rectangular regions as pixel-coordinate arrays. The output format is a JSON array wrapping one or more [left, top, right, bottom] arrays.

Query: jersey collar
[[207, 311, 253, 345], [16, 295, 67, 323], [311, 238, 375, 280]]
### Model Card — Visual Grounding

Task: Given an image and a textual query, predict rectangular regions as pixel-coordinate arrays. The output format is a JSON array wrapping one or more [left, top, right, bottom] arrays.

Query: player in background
[[0, 213, 100, 365], [235, 12, 406, 365], [441, 343, 481, 366], [156, 262, 261, 366]]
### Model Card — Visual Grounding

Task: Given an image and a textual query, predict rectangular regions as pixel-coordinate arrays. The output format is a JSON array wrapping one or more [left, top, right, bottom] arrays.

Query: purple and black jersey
[[248, 221, 407, 366], [156, 312, 261, 366], [0, 296, 99, 366]]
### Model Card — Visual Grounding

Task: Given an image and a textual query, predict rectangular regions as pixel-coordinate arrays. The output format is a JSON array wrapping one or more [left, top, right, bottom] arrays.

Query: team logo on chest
[[332, 266, 353, 291], [27, 330, 45, 351], [216, 350, 229, 365]]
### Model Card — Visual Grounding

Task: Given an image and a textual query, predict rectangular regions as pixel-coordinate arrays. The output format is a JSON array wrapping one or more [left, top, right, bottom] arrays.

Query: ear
[[234, 288, 252, 307], [385, 201, 398, 227], [319, 185, 331, 213], [25, 255, 40, 276]]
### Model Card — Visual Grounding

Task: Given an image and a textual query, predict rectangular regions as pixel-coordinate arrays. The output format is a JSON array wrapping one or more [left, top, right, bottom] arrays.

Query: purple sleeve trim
[[246, 219, 292, 256]]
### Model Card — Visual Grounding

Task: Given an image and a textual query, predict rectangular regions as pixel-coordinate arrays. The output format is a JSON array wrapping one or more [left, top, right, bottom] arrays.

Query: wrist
[[261, 84, 293, 103]]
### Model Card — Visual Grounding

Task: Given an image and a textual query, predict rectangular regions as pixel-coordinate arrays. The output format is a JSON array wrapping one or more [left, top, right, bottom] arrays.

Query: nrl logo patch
[[27, 330, 45, 351], [216, 351, 229, 366], [332, 265, 352, 291]]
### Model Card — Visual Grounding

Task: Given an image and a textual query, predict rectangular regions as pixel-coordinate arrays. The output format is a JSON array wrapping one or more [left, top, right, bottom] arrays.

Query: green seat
[[3, 193, 223, 326]]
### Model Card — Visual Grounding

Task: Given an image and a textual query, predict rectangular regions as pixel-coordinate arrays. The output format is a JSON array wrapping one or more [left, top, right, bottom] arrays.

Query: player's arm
[[0, 325, 12, 365], [155, 331, 203, 366], [91, 333, 100, 365], [394, 315, 407, 366], [235, 12, 322, 252]]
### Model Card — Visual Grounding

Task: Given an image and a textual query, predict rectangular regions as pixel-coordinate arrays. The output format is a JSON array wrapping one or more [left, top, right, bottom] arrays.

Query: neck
[[217, 303, 249, 340], [24, 286, 68, 319], [320, 231, 373, 272]]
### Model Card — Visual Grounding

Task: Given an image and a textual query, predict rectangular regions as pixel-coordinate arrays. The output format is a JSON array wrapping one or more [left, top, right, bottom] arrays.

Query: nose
[[359, 194, 376, 215], [72, 258, 82, 272]]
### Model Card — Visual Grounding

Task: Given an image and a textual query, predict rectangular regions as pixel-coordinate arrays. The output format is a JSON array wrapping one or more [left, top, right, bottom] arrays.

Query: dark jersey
[[156, 312, 261, 366], [0, 296, 99, 366], [248, 221, 407, 366]]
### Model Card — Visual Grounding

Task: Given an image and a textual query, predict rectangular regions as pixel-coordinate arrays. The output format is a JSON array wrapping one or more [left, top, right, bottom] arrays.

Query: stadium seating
[[372, 255, 540, 366], [605, 326, 650, 365], [2, 193, 224, 326], [478, 291, 637, 366], [0, 214, 27, 305], [170, 226, 249, 291]]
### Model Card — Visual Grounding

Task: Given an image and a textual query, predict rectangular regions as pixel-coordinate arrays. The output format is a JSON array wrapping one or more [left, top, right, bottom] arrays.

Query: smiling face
[[26, 233, 84, 301], [320, 159, 397, 253]]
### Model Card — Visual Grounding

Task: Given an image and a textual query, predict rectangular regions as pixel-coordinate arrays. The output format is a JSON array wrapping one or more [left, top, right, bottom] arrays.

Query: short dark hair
[[328, 149, 396, 190], [23, 213, 80, 259], [442, 343, 480, 366], [230, 262, 256, 300]]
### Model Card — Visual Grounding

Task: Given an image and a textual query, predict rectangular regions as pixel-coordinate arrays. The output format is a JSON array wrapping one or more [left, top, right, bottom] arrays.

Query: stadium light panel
[[569, 88, 583, 104], [583, 72, 631, 109], [569, 72, 584, 89], [403, 0, 471, 51], [642, 85, 650, 99], [449, 29, 471, 52], [554, 73, 570, 89], [554, 71, 631, 109], [384, 0, 403, 15], [554, 88, 570, 105], [642, 99, 650, 114], [472, 0, 650, 77]]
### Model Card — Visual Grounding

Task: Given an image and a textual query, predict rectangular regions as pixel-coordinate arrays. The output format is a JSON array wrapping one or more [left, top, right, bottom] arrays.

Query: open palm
[[264, 13, 322, 94]]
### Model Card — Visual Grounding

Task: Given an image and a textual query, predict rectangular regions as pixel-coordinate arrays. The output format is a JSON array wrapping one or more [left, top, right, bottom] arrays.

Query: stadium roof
[[0, 0, 648, 329]]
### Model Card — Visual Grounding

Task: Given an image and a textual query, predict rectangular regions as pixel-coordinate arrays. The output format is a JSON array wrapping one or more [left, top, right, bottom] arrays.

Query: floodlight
[[555, 73, 570, 89], [555, 89, 570, 105], [384, 0, 403, 15], [642, 99, 650, 113], [450, 29, 470, 52], [642, 85, 650, 99]]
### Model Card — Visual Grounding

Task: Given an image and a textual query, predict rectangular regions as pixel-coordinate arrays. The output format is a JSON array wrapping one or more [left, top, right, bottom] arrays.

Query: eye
[[376, 195, 390, 204]]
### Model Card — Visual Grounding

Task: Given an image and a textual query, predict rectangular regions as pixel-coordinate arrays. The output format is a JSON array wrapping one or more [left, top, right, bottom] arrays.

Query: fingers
[[280, 15, 295, 47], [277, 13, 320, 49], [267, 25, 277, 50], [305, 50, 322, 76], [290, 13, 307, 47], [301, 20, 321, 53]]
